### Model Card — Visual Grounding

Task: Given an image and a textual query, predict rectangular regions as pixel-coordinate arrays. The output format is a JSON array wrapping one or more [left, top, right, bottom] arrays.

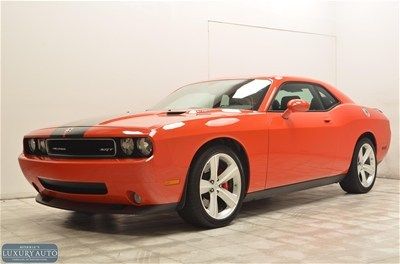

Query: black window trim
[[267, 81, 341, 113]]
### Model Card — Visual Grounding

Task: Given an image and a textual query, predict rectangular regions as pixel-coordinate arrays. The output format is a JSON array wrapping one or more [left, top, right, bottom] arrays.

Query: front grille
[[47, 138, 116, 157], [39, 178, 108, 195]]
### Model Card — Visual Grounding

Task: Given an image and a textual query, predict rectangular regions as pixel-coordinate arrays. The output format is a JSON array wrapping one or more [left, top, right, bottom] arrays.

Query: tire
[[340, 137, 377, 194], [178, 145, 246, 228]]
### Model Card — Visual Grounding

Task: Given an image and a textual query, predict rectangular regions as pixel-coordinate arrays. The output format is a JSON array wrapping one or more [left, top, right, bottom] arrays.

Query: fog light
[[28, 139, 36, 152], [120, 138, 134, 155], [133, 193, 142, 204], [136, 137, 153, 156]]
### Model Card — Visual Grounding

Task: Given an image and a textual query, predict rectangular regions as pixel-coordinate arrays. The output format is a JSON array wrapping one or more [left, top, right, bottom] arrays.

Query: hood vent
[[166, 110, 187, 115]]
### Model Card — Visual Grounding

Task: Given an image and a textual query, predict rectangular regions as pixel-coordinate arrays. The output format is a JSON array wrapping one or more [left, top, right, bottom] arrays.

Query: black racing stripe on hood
[[50, 126, 91, 138], [49, 116, 113, 138]]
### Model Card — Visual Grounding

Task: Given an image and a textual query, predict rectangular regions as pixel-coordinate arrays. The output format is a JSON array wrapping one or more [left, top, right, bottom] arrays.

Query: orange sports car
[[19, 76, 391, 228]]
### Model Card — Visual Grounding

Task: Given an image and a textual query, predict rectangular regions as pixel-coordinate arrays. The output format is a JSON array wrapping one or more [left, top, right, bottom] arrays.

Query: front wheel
[[178, 145, 245, 228], [340, 137, 377, 194]]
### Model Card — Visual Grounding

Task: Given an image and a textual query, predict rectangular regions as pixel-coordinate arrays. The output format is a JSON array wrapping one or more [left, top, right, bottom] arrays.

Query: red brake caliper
[[219, 166, 229, 190]]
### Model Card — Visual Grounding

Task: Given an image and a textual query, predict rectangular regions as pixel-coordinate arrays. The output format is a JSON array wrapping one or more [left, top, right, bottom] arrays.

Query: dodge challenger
[[18, 76, 391, 228]]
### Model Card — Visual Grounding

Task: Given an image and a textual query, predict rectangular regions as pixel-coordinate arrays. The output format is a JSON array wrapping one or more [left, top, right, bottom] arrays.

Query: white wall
[[1, 1, 210, 199], [1, 1, 398, 199], [208, 21, 336, 82], [336, 1, 399, 178]]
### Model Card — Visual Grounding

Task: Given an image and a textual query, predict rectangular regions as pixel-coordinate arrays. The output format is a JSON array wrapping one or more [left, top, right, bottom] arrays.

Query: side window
[[314, 85, 339, 110], [269, 83, 324, 111]]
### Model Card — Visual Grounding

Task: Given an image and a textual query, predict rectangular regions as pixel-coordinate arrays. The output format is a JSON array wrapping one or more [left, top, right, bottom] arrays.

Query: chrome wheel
[[199, 153, 241, 220], [357, 143, 376, 188]]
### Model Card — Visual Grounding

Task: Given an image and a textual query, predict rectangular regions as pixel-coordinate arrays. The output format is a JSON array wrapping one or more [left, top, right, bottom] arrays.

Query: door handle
[[324, 118, 331, 123]]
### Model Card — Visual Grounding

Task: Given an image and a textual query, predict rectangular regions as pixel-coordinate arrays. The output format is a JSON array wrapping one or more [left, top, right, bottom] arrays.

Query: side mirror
[[282, 99, 310, 119]]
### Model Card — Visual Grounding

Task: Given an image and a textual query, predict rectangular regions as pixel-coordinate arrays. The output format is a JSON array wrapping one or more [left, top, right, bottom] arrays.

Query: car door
[[266, 82, 340, 188]]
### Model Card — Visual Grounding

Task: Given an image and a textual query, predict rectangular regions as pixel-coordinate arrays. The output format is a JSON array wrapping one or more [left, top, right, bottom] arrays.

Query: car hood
[[56, 109, 255, 130]]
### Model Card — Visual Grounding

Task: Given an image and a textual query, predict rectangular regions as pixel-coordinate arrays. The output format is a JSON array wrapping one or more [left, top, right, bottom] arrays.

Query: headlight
[[38, 139, 47, 154], [28, 139, 36, 152], [136, 137, 153, 157], [120, 138, 135, 155]]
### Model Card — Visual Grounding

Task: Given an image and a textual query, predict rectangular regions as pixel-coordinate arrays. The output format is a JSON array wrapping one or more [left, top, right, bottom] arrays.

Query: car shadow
[[61, 186, 345, 236]]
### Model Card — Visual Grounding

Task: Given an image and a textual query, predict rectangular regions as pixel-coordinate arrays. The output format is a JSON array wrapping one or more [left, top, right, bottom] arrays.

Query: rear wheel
[[178, 145, 245, 228], [340, 137, 377, 194]]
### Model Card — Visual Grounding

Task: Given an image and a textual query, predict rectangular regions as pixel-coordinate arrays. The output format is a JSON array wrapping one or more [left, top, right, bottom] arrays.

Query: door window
[[269, 83, 324, 111]]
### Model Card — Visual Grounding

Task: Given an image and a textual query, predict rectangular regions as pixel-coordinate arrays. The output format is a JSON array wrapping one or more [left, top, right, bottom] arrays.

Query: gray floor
[[1, 178, 399, 263]]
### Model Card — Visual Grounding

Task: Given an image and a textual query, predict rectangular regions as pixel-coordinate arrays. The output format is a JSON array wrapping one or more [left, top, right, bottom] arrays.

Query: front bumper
[[36, 193, 177, 214], [18, 154, 185, 206]]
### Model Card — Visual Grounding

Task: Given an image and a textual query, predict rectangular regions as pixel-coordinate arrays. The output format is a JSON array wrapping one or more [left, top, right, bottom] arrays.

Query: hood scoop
[[166, 110, 187, 115]]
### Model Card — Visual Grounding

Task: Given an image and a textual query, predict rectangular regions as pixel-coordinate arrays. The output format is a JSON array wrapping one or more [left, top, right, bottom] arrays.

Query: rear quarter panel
[[331, 104, 391, 174]]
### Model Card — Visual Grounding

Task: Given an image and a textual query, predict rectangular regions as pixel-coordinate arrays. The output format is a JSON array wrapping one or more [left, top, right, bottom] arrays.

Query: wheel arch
[[346, 131, 377, 173], [357, 132, 377, 151], [177, 137, 250, 210]]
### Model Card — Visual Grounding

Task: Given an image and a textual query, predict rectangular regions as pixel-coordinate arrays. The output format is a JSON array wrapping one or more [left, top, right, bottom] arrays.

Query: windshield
[[152, 79, 271, 111]]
